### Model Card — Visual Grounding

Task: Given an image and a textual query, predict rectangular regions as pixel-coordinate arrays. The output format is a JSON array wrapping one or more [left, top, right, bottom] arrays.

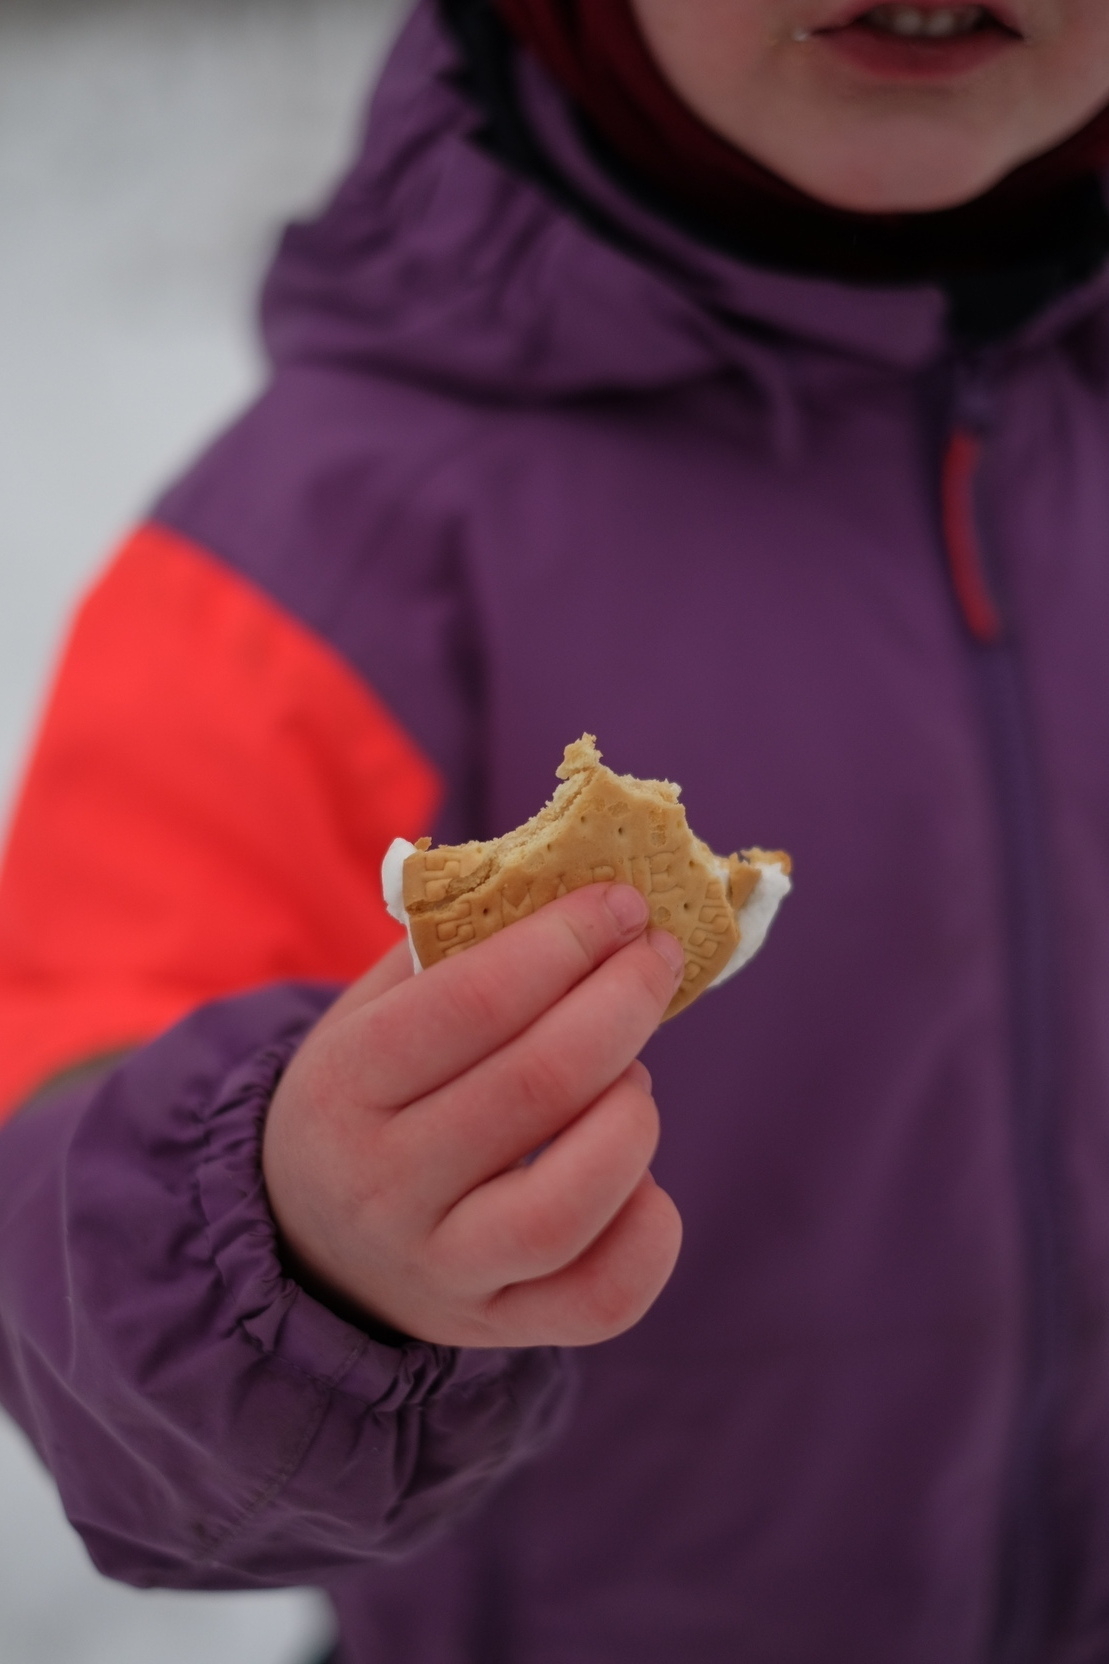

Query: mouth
[[806, 4, 1022, 78], [845, 5, 1015, 39]]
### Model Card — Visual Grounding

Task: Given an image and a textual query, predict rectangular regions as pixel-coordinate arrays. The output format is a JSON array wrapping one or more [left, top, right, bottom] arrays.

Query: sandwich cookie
[[382, 736, 791, 1020]]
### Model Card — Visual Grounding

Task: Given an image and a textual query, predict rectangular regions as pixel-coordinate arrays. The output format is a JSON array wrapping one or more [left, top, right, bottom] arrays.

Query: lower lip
[[817, 22, 1017, 80]]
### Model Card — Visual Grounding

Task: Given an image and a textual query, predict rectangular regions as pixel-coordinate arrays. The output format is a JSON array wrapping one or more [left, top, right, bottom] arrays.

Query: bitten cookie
[[382, 736, 791, 1020]]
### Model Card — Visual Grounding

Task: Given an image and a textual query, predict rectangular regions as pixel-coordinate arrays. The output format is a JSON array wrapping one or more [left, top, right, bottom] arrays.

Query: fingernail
[[605, 884, 649, 936], [649, 928, 686, 982]]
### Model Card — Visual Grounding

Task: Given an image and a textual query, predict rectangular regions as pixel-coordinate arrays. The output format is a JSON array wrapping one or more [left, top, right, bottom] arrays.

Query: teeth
[[863, 5, 987, 37]]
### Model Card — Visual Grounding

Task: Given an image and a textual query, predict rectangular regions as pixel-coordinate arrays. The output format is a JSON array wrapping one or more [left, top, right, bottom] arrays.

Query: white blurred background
[[0, 1, 407, 1658]]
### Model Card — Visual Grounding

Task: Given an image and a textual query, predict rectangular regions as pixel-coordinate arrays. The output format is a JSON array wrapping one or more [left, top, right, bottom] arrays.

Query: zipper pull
[[941, 428, 1005, 646]]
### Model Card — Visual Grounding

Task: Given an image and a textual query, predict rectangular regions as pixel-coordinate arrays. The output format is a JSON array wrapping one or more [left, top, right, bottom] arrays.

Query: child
[[3, 1, 1109, 1658]]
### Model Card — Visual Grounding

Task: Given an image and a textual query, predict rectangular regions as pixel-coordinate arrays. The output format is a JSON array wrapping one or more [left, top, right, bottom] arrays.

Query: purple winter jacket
[[5, 3, 1109, 1660]]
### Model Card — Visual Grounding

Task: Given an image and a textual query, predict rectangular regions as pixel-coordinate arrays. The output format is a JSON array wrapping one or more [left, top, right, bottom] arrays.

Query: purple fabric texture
[[7, 0, 1109, 1658], [0, 984, 568, 1586]]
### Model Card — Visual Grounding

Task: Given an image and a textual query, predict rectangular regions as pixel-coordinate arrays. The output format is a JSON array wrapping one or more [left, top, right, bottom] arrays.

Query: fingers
[[625, 1059, 652, 1093], [325, 884, 673, 1111], [264, 887, 687, 1353], [311, 939, 415, 1039], [376, 928, 682, 1217], [479, 1176, 683, 1348], [429, 1067, 661, 1289]]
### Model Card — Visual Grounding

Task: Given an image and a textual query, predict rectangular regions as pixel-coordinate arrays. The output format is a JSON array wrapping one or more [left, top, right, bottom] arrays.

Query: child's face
[[630, 2, 1109, 211]]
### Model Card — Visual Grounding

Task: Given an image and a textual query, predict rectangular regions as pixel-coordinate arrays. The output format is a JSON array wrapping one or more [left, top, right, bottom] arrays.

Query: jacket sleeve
[[0, 519, 444, 1115], [0, 983, 569, 1589], [0, 393, 570, 1585]]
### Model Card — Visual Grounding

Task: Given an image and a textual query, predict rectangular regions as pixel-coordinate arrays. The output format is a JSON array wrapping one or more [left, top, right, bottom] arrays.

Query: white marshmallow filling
[[710, 857, 794, 987], [382, 838, 424, 974]]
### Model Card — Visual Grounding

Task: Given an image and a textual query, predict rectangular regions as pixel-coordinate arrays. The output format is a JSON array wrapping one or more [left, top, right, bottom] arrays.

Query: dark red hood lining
[[492, 0, 1109, 283]]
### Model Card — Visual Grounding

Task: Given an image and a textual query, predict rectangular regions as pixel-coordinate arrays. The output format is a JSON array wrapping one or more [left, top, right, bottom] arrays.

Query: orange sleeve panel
[[0, 524, 442, 1120]]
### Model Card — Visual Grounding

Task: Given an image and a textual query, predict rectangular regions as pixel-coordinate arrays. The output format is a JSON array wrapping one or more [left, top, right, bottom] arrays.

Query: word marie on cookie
[[383, 736, 791, 1020]]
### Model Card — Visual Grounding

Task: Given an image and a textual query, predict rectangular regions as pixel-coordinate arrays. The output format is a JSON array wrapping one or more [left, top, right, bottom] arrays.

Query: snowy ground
[[0, 1, 407, 1658]]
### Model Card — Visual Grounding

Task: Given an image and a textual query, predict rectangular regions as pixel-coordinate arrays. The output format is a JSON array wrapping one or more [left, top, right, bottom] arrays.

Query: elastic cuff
[[194, 988, 557, 1411]]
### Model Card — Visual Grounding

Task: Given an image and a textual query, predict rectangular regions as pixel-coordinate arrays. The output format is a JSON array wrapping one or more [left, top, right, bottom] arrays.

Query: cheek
[[628, 0, 777, 105], [1035, 7, 1109, 136]]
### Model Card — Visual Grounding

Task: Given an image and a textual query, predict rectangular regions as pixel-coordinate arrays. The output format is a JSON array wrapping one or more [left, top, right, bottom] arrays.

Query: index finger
[[326, 883, 654, 1109], [311, 939, 416, 1041]]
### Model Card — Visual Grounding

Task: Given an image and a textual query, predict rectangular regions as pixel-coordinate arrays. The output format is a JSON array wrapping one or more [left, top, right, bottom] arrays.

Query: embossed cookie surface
[[400, 735, 782, 1020]]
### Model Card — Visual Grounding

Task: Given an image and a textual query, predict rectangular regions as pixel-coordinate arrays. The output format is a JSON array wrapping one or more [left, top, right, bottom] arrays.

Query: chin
[[802, 174, 1005, 214], [770, 143, 1015, 215]]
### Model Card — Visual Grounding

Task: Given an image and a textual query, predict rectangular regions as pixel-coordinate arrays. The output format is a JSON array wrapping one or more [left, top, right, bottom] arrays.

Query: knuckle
[[592, 1081, 659, 1175], [353, 1125, 419, 1220], [552, 882, 633, 968], [625, 1058, 653, 1093], [418, 1233, 463, 1294], [578, 1269, 642, 1339], [357, 1138, 401, 1206], [438, 956, 511, 1037], [619, 1086, 662, 1164], [627, 942, 679, 1013], [508, 1046, 574, 1118], [552, 911, 606, 980], [513, 1199, 575, 1272]]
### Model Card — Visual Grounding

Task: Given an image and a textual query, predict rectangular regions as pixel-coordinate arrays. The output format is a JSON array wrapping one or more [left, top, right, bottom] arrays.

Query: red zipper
[[941, 429, 1005, 646]]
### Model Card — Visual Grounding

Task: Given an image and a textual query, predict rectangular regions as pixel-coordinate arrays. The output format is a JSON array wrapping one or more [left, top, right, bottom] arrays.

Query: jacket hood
[[261, 0, 1109, 403]]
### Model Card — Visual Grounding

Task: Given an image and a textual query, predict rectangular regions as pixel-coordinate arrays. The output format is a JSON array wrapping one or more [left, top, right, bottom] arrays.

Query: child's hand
[[263, 884, 684, 1348]]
